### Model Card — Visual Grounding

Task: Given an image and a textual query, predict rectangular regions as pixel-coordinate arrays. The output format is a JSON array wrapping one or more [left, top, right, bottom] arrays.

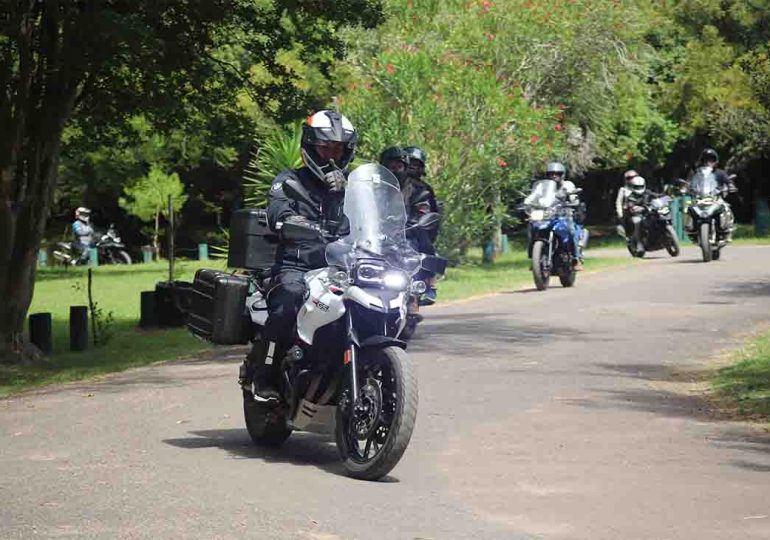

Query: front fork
[[345, 311, 359, 402]]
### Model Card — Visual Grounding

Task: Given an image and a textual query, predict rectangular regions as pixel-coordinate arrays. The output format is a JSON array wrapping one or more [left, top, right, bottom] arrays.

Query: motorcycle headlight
[[383, 271, 409, 290]]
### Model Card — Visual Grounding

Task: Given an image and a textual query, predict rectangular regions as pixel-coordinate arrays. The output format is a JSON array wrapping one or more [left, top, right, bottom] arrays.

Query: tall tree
[[0, 1, 383, 362]]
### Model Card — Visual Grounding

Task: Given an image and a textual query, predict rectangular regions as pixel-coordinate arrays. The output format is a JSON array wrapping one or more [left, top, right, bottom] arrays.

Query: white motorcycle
[[231, 164, 436, 480]]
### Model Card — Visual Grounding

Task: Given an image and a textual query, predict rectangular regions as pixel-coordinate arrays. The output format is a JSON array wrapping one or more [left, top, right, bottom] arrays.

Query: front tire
[[531, 240, 550, 291], [559, 268, 576, 288], [664, 225, 680, 257], [699, 222, 712, 262], [336, 346, 418, 481], [243, 392, 292, 447]]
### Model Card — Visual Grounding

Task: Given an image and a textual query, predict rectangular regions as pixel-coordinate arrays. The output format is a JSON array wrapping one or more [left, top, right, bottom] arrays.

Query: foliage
[[119, 165, 188, 251], [336, 0, 676, 257], [243, 121, 304, 208]]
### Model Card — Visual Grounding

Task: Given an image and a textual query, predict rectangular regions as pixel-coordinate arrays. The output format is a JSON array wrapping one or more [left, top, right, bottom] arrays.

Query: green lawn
[[711, 330, 770, 421]]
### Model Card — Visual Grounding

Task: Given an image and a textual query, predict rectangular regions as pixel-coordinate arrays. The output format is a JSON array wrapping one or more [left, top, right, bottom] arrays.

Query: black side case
[[187, 269, 251, 345], [228, 209, 277, 271]]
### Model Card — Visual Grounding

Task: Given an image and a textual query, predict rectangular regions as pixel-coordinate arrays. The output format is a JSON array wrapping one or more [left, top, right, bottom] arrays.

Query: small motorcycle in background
[[624, 195, 680, 258], [52, 224, 132, 266], [683, 169, 736, 262]]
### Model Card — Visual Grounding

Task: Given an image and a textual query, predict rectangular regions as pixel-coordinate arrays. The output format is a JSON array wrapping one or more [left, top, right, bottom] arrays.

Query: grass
[[0, 259, 226, 397], [711, 331, 770, 421], [0, 245, 632, 397]]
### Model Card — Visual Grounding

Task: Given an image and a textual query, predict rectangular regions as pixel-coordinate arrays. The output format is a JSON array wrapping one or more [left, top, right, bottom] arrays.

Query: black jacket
[[267, 167, 348, 271]]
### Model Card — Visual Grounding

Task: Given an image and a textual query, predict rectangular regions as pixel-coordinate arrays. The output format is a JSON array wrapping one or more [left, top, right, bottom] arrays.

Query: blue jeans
[[572, 224, 583, 260]]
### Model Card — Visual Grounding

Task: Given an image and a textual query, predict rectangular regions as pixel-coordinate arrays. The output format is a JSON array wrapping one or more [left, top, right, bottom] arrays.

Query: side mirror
[[282, 178, 316, 208]]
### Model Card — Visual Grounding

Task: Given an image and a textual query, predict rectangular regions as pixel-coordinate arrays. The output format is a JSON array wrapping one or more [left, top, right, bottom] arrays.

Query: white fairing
[[296, 269, 346, 345], [246, 290, 269, 326]]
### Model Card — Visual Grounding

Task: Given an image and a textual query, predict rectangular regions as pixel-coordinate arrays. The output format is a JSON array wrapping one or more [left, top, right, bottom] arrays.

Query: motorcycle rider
[[622, 175, 656, 252], [545, 162, 584, 270], [401, 145, 441, 303], [694, 148, 736, 241], [247, 110, 357, 400], [71, 207, 94, 265], [615, 170, 638, 238]]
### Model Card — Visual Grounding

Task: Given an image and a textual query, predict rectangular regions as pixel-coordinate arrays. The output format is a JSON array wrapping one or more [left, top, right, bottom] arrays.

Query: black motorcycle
[[53, 225, 132, 266], [624, 195, 680, 258], [685, 168, 735, 262]]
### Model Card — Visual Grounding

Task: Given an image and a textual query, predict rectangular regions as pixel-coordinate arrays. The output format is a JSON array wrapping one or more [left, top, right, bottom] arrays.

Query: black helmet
[[380, 146, 409, 186], [301, 110, 358, 181], [700, 148, 719, 164], [403, 146, 427, 180]]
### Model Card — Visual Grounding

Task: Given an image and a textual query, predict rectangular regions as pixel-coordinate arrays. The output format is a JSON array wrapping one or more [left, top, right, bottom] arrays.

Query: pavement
[[1, 245, 770, 539]]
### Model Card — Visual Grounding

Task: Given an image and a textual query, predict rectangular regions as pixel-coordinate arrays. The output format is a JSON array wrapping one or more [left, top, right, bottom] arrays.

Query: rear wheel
[[243, 391, 292, 447], [336, 346, 418, 481], [531, 240, 550, 291], [699, 222, 712, 262], [559, 268, 576, 288], [664, 225, 680, 257]]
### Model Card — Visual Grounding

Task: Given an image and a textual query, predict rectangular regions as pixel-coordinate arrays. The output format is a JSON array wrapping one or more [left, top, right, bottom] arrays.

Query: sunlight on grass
[[711, 331, 770, 420]]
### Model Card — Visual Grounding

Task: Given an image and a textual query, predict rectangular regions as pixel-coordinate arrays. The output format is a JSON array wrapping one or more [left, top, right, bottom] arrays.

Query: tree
[[119, 165, 188, 254], [0, 1, 384, 362]]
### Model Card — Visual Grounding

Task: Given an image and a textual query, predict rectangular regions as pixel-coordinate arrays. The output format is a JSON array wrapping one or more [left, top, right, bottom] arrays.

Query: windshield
[[325, 163, 421, 273], [690, 167, 718, 198], [527, 179, 558, 208]]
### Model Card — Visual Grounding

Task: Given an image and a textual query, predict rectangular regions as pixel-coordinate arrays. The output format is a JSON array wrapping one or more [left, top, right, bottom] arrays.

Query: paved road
[[2, 246, 770, 539]]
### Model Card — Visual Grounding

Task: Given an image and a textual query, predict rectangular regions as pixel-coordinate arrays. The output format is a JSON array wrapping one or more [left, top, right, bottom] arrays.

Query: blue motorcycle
[[522, 179, 580, 291]]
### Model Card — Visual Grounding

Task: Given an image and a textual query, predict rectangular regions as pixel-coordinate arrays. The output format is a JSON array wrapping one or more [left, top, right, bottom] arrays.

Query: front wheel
[[559, 268, 576, 288], [664, 225, 680, 257], [531, 240, 550, 291], [243, 392, 292, 447], [336, 346, 418, 481], [699, 222, 712, 262]]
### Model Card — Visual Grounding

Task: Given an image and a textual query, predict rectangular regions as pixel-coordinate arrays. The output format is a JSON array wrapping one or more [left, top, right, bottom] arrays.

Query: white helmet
[[75, 207, 91, 223], [629, 176, 646, 195]]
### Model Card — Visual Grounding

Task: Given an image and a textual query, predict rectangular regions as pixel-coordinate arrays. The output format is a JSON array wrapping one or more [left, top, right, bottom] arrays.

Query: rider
[[402, 145, 441, 303], [623, 175, 654, 252], [694, 148, 737, 240], [615, 170, 638, 238], [71, 207, 93, 265], [545, 162, 584, 270], [248, 110, 357, 400]]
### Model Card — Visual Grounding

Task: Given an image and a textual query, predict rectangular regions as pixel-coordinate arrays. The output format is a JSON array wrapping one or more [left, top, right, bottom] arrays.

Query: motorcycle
[[685, 168, 734, 262], [623, 195, 680, 258], [52, 224, 132, 265], [193, 163, 433, 480], [522, 179, 581, 291]]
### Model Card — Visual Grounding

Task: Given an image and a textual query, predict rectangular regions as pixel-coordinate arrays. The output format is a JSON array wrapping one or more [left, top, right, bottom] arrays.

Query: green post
[[482, 241, 495, 263], [37, 250, 47, 267], [500, 234, 509, 254], [88, 247, 99, 267], [755, 197, 770, 236], [198, 243, 209, 261], [142, 246, 153, 263], [671, 197, 685, 240]]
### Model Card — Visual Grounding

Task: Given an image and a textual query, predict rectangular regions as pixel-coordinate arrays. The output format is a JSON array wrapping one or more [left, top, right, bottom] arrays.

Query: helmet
[[623, 170, 639, 184], [700, 148, 719, 165], [404, 146, 427, 180], [379, 146, 409, 186], [629, 176, 646, 195], [300, 110, 357, 181], [546, 162, 566, 180], [75, 207, 91, 223]]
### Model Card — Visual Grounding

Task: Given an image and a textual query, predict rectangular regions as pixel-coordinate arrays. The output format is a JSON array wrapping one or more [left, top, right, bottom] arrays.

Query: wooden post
[[29, 313, 52, 355], [69, 306, 89, 351]]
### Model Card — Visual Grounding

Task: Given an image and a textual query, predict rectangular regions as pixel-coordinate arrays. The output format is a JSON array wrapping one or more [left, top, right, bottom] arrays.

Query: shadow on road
[[163, 428, 350, 477], [590, 362, 770, 473], [717, 281, 770, 298]]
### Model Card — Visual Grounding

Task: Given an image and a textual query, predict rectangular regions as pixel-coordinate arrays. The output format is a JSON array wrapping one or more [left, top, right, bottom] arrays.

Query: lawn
[[711, 330, 770, 421]]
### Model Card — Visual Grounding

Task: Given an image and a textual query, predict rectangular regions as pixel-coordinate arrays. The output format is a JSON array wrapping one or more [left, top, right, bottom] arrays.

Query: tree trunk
[[154, 209, 160, 258], [0, 3, 83, 363]]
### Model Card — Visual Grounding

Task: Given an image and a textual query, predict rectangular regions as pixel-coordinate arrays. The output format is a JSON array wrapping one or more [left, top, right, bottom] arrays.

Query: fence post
[[69, 306, 89, 351], [37, 250, 48, 268], [198, 243, 209, 261], [141, 245, 154, 263], [29, 313, 52, 355], [88, 247, 99, 267]]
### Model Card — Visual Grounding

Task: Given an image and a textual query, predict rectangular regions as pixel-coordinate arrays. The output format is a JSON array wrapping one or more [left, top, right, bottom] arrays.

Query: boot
[[247, 340, 281, 402]]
